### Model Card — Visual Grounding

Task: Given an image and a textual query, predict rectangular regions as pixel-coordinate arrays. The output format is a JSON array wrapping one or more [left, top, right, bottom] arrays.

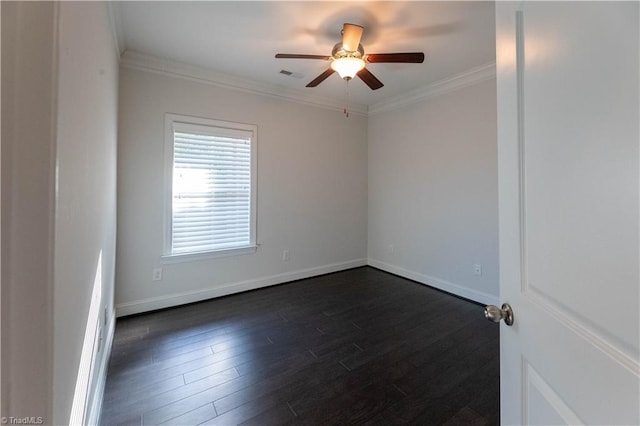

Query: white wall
[[368, 79, 499, 304], [54, 2, 119, 424], [1, 2, 56, 421], [116, 66, 368, 315], [1, 2, 118, 424]]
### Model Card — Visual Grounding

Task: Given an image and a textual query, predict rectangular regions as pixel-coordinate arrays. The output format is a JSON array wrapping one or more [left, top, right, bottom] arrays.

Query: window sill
[[161, 245, 258, 264]]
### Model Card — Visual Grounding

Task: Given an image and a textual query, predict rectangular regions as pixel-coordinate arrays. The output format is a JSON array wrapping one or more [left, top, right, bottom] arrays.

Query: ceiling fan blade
[[357, 67, 384, 90], [306, 68, 336, 87], [276, 54, 332, 60], [342, 23, 364, 52], [365, 53, 425, 63]]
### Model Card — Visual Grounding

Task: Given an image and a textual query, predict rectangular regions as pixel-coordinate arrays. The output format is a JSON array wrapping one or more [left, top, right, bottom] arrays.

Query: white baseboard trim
[[367, 258, 500, 306], [116, 258, 368, 317], [85, 313, 115, 426]]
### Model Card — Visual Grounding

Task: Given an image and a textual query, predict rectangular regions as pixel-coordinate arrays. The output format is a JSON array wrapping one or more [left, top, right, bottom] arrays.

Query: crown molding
[[368, 62, 496, 115], [120, 50, 368, 116], [119, 51, 495, 117]]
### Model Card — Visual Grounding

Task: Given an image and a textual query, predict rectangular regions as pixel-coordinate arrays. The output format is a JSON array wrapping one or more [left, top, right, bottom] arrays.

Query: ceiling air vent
[[279, 70, 304, 79]]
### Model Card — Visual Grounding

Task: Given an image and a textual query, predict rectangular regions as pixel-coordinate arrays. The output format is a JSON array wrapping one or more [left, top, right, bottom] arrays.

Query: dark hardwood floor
[[101, 267, 499, 426]]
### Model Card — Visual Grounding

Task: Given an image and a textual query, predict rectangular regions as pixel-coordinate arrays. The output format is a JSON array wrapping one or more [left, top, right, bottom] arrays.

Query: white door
[[495, 2, 639, 424]]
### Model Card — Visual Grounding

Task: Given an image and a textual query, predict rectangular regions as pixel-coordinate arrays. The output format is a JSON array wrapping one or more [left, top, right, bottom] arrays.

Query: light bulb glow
[[331, 57, 366, 79]]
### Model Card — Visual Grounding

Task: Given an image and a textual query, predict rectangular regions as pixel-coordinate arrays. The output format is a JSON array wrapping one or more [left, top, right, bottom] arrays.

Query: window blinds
[[171, 128, 252, 254]]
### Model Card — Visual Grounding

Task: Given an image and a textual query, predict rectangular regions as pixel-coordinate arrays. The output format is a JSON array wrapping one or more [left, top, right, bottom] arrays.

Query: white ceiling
[[113, 1, 496, 107]]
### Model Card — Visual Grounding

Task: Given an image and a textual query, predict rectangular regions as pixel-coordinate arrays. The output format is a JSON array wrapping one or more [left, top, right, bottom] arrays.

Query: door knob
[[484, 303, 514, 326]]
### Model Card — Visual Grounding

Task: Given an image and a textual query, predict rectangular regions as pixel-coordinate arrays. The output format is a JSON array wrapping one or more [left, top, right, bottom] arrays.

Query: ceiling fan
[[275, 23, 424, 90]]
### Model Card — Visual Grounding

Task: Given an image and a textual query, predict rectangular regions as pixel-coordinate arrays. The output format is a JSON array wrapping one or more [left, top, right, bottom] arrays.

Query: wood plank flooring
[[101, 267, 499, 425]]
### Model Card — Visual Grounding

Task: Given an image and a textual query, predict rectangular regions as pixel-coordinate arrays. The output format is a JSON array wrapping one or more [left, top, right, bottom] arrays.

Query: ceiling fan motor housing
[[332, 42, 365, 59]]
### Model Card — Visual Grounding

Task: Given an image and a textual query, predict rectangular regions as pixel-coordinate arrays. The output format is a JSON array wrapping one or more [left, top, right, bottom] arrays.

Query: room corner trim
[[115, 258, 368, 317], [368, 62, 497, 115], [85, 313, 115, 426], [367, 258, 499, 306], [106, 2, 125, 58], [119, 50, 368, 116]]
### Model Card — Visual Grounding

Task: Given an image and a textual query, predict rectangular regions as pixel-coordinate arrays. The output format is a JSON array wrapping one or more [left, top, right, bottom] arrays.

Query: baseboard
[[85, 312, 115, 426], [367, 258, 500, 306], [116, 258, 368, 317]]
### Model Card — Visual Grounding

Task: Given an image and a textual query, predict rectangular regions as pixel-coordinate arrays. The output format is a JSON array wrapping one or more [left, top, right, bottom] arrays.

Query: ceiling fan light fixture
[[331, 57, 365, 80]]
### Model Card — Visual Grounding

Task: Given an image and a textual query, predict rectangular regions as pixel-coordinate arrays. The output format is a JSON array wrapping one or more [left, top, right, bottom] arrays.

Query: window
[[164, 114, 257, 260]]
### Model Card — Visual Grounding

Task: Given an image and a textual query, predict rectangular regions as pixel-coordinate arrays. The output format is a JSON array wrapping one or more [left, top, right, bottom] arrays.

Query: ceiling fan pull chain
[[344, 79, 350, 118]]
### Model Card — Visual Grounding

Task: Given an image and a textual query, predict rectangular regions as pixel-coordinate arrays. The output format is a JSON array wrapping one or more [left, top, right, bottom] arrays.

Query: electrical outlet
[[473, 264, 482, 276], [282, 250, 290, 261], [152, 267, 163, 281], [388, 244, 395, 254]]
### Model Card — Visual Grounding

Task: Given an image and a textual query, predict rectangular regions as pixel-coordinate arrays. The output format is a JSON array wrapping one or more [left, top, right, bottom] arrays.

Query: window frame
[[162, 113, 258, 263]]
